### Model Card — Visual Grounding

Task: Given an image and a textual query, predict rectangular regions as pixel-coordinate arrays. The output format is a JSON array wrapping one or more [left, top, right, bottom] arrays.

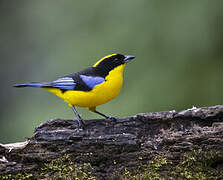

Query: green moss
[[0, 173, 33, 180], [1, 149, 223, 179], [120, 155, 168, 180], [118, 150, 223, 180], [172, 149, 223, 180], [40, 154, 97, 180]]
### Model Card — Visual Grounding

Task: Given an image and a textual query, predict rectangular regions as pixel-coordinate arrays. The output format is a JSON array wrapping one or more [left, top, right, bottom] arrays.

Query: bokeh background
[[1, 1, 223, 143]]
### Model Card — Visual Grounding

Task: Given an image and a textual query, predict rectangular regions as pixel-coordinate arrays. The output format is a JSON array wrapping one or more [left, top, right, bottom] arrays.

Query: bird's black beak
[[124, 56, 135, 63]]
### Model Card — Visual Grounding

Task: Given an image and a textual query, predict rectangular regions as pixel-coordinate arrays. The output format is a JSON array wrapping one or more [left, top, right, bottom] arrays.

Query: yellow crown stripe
[[93, 54, 117, 67]]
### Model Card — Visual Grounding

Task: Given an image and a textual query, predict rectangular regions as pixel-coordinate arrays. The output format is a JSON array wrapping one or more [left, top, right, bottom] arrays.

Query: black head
[[93, 54, 135, 74]]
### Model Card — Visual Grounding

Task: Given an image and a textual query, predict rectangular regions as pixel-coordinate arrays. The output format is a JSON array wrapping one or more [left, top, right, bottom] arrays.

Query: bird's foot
[[105, 116, 118, 122], [76, 117, 86, 129]]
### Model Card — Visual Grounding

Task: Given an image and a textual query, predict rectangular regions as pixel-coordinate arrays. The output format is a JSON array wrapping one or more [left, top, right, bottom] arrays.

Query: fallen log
[[1, 105, 223, 179]]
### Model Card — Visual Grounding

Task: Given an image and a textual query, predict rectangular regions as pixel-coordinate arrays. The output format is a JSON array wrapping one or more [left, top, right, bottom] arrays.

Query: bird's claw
[[76, 118, 86, 129], [106, 116, 118, 122]]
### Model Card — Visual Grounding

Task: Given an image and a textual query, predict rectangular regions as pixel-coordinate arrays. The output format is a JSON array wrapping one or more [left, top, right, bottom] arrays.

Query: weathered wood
[[1, 105, 223, 179]]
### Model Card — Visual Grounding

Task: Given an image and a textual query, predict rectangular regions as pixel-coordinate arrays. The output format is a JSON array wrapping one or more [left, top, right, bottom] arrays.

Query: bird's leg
[[71, 106, 85, 128], [89, 107, 118, 121], [94, 110, 118, 121]]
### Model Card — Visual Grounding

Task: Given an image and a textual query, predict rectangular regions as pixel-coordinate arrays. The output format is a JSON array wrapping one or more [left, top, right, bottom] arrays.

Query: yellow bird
[[14, 54, 135, 128]]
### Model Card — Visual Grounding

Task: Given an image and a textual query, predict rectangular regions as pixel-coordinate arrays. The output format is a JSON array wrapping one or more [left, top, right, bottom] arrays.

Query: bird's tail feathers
[[14, 78, 76, 90], [14, 82, 45, 88]]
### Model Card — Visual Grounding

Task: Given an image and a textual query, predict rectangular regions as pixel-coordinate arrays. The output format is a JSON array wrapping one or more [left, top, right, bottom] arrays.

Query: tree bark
[[1, 105, 223, 179]]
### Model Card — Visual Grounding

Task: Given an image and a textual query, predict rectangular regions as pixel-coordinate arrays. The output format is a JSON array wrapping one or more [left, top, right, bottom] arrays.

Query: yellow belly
[[44, 64, 125, 108]]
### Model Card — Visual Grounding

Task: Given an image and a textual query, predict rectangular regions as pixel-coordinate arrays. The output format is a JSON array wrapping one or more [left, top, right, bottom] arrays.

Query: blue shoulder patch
[[80, 75, 104, 89]]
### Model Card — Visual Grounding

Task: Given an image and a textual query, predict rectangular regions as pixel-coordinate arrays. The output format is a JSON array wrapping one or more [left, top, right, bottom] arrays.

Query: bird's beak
[[124, 56, 135, 63]]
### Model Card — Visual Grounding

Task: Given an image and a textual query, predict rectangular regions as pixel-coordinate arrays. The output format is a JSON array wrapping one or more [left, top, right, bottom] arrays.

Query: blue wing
[[80, 75, 104, 89], [49, 77, 76, 90], [14, 75, 104, 91]]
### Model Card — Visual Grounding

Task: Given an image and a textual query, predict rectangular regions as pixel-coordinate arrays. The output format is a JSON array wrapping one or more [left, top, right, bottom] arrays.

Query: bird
[[14, 54, 135, 128]]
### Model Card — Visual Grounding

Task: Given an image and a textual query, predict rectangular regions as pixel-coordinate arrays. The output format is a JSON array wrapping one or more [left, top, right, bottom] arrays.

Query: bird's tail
[[14, 82, 44, 88]]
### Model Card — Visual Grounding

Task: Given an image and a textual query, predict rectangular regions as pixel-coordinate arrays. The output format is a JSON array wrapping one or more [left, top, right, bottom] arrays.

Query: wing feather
[[43, 77, 76, 90], [80, 75, 104, 89]]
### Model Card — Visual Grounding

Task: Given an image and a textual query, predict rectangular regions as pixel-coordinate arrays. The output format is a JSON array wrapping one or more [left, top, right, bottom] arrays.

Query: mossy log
[[1, 105, 223, 179]]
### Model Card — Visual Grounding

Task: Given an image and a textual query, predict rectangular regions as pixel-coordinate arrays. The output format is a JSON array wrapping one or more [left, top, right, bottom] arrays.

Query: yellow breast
[[44, 64, 125, 108]]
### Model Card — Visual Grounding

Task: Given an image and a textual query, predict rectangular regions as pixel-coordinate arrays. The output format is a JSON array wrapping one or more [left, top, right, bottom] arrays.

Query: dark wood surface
[[1, 105, 223, 179]]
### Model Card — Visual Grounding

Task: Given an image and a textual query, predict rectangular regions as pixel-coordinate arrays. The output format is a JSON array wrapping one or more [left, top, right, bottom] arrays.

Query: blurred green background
[[1, 1, 223, 143]]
